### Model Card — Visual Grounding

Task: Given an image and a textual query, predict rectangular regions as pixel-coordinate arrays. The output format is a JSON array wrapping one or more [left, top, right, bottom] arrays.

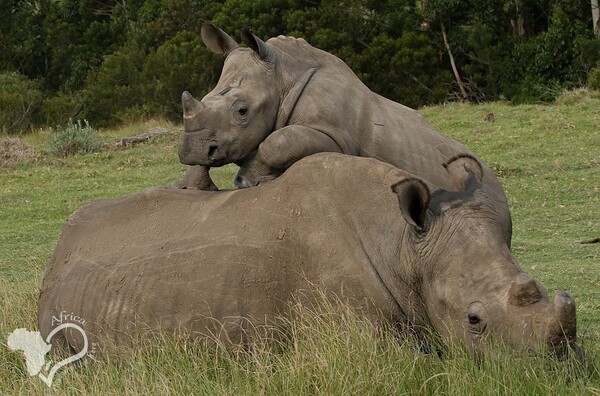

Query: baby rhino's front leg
[[177, 165, 218, 191], [235, 125, 342, 188]]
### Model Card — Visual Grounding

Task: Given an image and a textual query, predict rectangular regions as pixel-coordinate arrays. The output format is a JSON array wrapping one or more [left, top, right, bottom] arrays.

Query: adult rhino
[[177, 22, 512, 244], [38, 154, 577, 357]]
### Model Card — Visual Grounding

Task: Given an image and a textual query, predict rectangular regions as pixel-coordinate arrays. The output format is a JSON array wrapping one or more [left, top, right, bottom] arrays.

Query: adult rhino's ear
[[201, 21, 239, 56], [392, 178, 430, 231], [443, 154, 483, 192], [241, 27, 273, 63]]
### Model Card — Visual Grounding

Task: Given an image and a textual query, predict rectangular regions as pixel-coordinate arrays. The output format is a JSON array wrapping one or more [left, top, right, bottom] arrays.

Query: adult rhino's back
[[38, 157, 410, 350]]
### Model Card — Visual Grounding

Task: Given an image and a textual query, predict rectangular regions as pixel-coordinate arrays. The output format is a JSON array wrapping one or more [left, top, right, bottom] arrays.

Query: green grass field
[[1, 90, 599, 394]]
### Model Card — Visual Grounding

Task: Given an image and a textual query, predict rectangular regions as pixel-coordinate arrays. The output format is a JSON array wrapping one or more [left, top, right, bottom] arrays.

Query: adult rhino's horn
[[443, 154, 483, 191], [553, 292, 576, 337], [201, 21, 239, 56], [509, 273, 544, 306], [241, 27, 274, 63], [547, 291, 577, 356]]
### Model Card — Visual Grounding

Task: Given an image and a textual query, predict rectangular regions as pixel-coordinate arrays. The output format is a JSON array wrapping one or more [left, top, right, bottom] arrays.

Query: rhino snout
[[179, 134, 226, 166], [507, 273, 578, 357]]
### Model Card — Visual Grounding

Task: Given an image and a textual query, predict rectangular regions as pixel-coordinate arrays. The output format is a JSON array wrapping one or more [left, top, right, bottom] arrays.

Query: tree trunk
[[514, 0, 525, 36], [440, 21, 468, 100], [592, 0, 600, 37]]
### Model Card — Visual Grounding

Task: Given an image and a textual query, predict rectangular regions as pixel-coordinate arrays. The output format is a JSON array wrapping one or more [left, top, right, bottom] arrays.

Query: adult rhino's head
[[179, 22, 279, 166], [394, 155, 578, 357]]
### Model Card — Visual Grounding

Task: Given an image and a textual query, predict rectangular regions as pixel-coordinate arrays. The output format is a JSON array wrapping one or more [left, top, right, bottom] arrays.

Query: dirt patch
[[0, 137, 37, 168]]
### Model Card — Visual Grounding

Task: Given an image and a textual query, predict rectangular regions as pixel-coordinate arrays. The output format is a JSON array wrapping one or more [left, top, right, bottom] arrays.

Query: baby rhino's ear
[[241, 27, 274, 63], [201, 21, 239, 56]]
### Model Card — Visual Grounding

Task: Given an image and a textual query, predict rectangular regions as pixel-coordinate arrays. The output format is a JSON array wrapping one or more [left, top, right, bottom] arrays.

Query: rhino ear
[[201, 21, 239, 56], [443, 154, 483, 192], [392, 178, 430, 230], [241, 27, 274, 62]]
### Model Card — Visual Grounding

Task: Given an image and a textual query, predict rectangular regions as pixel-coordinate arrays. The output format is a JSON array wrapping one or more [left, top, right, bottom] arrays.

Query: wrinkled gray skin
[[39, 154, 577, 358], [177, 22, 512, 244]]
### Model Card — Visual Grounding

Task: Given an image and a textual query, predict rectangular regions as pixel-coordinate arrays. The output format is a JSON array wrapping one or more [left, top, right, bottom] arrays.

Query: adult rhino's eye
[[468, 313, 481, 325], [238, 106, 248, 116]]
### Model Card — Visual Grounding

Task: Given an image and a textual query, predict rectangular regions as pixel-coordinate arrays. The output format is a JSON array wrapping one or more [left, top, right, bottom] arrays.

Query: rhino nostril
[[208, 144, 218, 159], [234, 175, 249, 189]]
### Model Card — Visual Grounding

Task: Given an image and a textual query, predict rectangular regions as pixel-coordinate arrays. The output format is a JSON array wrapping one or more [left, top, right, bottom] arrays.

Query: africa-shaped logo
[[7, 323, 88, 386]]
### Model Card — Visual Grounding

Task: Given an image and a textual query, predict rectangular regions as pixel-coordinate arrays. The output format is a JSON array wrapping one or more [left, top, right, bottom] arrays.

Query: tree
[[421, 0, 471, 100], [592, 0, 600, 36]]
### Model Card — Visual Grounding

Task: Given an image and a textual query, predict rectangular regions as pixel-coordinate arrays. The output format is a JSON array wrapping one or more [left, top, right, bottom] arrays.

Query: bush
[[0, 72, 43, 134], [84, 31, 222, 126], [141, 31, 221, 122], [358, 33, 451, 108], [503, 7, 594, 103], [588, 65, 600, 91], [82, 45, 147, 127], [39, 92, 84, 127], [45, 120, 103, 158]]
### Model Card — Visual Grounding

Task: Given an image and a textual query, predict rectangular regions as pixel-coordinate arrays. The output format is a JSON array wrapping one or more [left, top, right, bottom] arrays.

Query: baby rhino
[[38, 154, 578, 358]]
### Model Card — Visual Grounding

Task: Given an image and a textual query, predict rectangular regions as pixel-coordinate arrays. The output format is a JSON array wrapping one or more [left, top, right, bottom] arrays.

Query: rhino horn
[[182, 91, 204, 118], [547, 291, 577, 354], [443, 154, 483, 191], [509, 273, 544, 306], [241, 27, 273, 63], [201, 21, 239, 56], [554, 292, 576, 336]]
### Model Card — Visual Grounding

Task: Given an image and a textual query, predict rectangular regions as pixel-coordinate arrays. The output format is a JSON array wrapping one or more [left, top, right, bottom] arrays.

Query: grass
[[1, 90, 599, 394]]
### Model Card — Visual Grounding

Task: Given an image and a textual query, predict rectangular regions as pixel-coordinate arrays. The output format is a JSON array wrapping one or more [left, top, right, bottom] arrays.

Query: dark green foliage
[[524, 8, 589, 85], [41, 0, 127, 92], [0, 72, 43, 134], [213, 0, 297, 38], [83, 44, 147, 126], [1, 0, 597, 131], [0, 0, 47, 80], [46, 119, 103, 157], [504, 7, 600, 103], [83, 32, 222, 127], [358, 33, 451, 107], [39, 93, 84, 128], [142, 31, 222, 122], [589, 65, 600, 91]]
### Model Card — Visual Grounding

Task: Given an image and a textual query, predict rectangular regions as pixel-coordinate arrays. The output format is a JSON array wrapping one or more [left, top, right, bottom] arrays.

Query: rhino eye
[[238, 106, 248, 116], [468, 314, 481, 325]]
